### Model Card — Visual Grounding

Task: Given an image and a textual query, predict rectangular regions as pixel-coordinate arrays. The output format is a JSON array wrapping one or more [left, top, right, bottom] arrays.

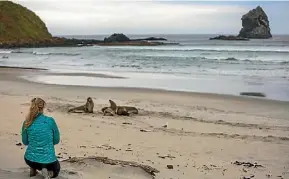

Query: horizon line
[[55, 33, 289, 36]]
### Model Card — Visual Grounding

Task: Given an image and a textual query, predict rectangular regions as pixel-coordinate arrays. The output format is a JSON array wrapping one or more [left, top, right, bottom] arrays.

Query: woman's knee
[[51, 160, 61, 178], [24, 158, 42, 170]]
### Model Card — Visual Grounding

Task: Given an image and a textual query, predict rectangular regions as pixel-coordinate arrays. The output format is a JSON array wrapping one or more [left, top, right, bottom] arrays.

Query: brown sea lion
[[115, 107, 130, 116], [109, 100, 138, 115], [68, 97, 94, 113]]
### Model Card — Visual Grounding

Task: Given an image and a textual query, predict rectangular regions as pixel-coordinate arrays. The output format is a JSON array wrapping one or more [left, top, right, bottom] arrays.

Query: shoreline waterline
[[15, 70, 287, 102], [0, 66, 289, 102]]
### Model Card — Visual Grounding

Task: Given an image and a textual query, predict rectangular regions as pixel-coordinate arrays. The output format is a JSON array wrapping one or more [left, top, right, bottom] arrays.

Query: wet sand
[[0, 67, 288, 179]]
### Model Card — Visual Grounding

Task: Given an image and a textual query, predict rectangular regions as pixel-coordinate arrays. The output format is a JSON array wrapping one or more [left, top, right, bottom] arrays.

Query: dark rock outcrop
[[103, 34, 167, 43], [97, 41, 166, 46], [240, 92, 266, 97], [142, 37, 167, 41], [238, 6, 272, 39], [0, 35, 174, 48], [0, 37, 102, 48], [210, 35, 249, 41], [100, 33, 171, 46], [104, 33, 130, 43], [133, 37, 167, 41]]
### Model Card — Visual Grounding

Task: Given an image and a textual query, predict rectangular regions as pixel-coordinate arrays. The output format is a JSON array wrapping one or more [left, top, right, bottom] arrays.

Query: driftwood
[[62, 156, 159, 177], [68, 97, 94, 113]]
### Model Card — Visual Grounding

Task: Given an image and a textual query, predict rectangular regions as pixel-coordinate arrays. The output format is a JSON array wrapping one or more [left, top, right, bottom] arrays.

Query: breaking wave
[[0, 50, 12, 54], [107, 46, 289, 53], [12, 51, 80, 56], [32, 52, 80, 56]]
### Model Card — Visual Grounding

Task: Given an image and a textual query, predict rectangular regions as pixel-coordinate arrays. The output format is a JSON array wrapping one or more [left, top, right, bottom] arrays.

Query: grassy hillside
[[0, 1, 52, 42]]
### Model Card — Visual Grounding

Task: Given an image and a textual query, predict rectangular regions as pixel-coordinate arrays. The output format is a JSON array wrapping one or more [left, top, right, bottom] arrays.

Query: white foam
[[0, 50, 12, 54], [101, 45, 289, 53], [32, 52, 49, 55]]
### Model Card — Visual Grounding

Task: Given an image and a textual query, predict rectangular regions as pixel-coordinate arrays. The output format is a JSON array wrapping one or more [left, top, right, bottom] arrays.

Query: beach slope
[[0, 67, 288, 179]]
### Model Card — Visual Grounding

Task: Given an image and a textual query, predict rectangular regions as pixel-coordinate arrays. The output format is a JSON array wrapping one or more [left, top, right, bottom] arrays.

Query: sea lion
[[109, 100, 138, 116], [117, 106, 138, 115], [101, 106, 115, 116], [68, 97, 94, 113], [115, 107, 130, 116]]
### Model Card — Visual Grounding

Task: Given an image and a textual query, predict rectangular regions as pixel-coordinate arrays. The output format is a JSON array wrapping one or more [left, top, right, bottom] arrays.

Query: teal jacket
[[21, 114, 60, 164]]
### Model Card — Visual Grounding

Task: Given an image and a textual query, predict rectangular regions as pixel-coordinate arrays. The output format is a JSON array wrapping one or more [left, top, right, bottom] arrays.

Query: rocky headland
[[0, 34, 171, 48], [0, 2, 171, 48], [210, 6, 272, 41], [0, 1, 52, 42]]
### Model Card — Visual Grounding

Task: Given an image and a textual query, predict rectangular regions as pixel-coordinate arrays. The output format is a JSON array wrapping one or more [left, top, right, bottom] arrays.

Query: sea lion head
[[87, 97, 92, 102]]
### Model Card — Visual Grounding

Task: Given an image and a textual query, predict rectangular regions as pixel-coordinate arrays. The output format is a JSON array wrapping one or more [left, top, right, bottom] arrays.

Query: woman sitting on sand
[[21, 98, 60, 178]]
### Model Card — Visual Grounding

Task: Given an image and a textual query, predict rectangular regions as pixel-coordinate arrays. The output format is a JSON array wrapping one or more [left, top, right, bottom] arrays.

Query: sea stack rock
[[238, 6, 272, 39], [104, 33, 130, 42], [0, 1, 52, 42]]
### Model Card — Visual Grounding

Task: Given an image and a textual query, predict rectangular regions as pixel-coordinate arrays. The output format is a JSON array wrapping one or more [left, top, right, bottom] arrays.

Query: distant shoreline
[[2, 34, 289, 49], [0, 35, 175, 49]]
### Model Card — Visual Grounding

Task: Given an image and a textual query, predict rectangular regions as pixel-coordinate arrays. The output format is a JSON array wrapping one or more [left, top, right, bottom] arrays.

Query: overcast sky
[[13, 0, 289, 35]]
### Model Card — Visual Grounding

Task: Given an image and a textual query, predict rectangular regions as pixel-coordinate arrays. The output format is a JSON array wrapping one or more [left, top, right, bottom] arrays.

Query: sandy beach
[[0, 67, 288, 179]]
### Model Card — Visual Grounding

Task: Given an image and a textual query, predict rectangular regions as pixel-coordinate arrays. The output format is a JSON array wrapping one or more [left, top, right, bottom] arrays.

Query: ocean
[[1, 34, 289, 101]]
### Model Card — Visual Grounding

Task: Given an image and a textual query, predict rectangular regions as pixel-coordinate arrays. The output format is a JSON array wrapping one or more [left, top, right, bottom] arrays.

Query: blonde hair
[[24, 98, 46, 129]]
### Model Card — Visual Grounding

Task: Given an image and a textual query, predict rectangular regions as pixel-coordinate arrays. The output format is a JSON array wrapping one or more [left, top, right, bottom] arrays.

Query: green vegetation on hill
[[0, 1, 52, 42]]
